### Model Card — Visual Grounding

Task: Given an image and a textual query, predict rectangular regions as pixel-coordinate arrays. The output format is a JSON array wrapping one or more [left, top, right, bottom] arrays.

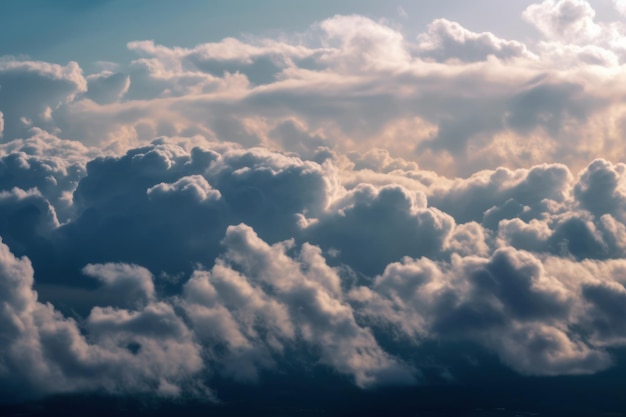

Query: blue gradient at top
[[0, 0, 572, 71]]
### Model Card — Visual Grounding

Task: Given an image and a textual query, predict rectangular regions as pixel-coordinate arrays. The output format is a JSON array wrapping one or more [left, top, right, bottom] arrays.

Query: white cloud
[[1, 13, 626, 175], [418, 19, 533, 62], [183, 224, 416, 387], [523, 0, 601, 43], [614, 0, 626, 15], [0, 59, 86, 140]]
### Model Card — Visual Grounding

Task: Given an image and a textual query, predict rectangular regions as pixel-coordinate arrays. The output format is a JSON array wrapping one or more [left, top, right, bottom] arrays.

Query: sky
[[2, 1, 626, 416]]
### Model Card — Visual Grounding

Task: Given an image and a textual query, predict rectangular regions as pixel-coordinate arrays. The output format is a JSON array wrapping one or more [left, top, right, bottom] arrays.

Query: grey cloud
[[0, 238, 204, 402], [581, 281, 626, 344], [352, 247, 611, 376], [574, 159, 626, 222], [0, 134, 626, 400], [269, 119, 329, 159], [304, 184, 455, 275], [31, 141, 331, 294], [0, 59, 86, 141], [0, 130, 97, 222], [201, 223, 417, 387], [347, 148, 419, 173], [3, 8, 626, 401], [82, 263, 156, 306], [428, 163, 571, 225], [0, 187, 58, 264], [84, 71, 130, 105], [147, 175, 222, 204], [504, 79, 597, 136]]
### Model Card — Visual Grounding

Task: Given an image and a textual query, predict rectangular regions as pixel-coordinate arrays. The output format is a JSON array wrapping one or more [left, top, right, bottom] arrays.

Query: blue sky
[[2, 1, 626, 415], [1, 0, 543, 69]]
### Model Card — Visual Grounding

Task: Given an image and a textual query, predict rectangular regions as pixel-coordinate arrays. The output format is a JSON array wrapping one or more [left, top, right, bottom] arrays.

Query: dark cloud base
[[3, 353, 626, 417]]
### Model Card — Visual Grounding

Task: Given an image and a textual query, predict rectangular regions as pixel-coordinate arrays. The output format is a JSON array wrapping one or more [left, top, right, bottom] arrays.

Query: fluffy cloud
[[0, 133, 623, 403], [350, 247, 613, 376], [0, 129, 98, 222], [0, 237, 204, 401], [0, 59, 86, 141], [2, 0, 626, 406], [418, 19, 533, 62], [182, 224, 415, 387], [523, 0, 601, 43], [82, 263, 156, 306], [2, 3, 626, 176]]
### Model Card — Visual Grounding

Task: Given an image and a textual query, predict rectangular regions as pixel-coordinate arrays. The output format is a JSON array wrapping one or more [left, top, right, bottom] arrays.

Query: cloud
[[2, 10, 626, 176], [614, 0, 626, 15], [303, 184, 455, 275], [84, 71, 130, 105], [523, 0, 601, 43], [0, 129, 99, 222], [0, 59, 86, 141], [574, 159, 626, 222], [0, 134, 625, 401], [523, 0, 626, 64], [397, 6, 408, 19], [3, 1, 626, 406], [183, 224, 416, 387], [0, 237, 204, 401], [418, 19, 533, 62], [350, 247, 612, 376], [82, 263, 156, 306]]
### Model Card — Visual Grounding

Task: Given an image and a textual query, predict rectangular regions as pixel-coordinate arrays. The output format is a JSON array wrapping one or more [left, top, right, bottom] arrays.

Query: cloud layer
[[1, 0, 626, 405], [0, 133, 625, 401]]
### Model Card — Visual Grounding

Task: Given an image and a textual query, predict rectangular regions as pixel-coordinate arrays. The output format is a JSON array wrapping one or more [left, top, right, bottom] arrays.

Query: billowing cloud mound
[[1, 0, 626, 406], [0, 236, 204, 400], [0, 133, 624, 402]]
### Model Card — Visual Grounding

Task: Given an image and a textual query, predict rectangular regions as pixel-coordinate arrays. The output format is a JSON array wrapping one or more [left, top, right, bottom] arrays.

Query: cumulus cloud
[[82, 263, 156, 306], [524, 0, 626, 65], [0, 237, 204, 401], [0, 132, 623, 402], [523, 0, 601, 43], [1, 5, 625, 175], [0, 59, 86, 140], [0, 129, 99, 222], [418, 19, 533, 62], [2, 0, 626, 407], [183, 224, 416, 387], [350, 247, 613, 376]]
